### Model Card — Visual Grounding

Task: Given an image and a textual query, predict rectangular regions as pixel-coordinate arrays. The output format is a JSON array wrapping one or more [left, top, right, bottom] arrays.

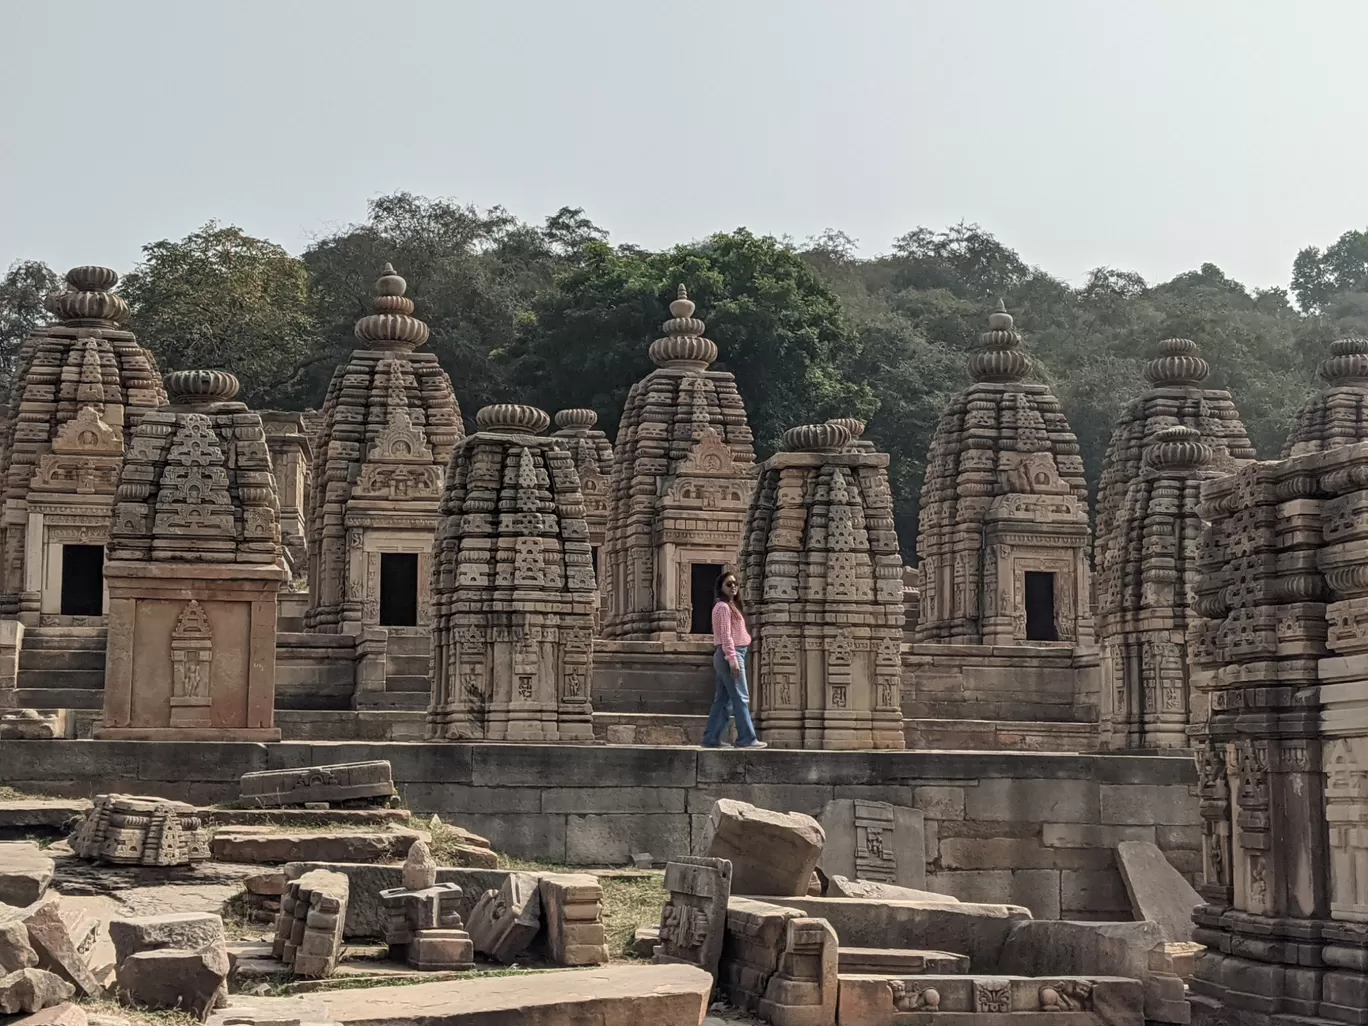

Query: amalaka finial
[[51, 264, 130, 328], [969, 301, 1031, 384], [164, 369, 240, 407], [554, 409, 598, 433], [354, 263, 430, 351], [475, 404, 551, 435], [1319, 337, 1368, 387], [649, 284, 717, 371], [1144, 338, 1209, 388]]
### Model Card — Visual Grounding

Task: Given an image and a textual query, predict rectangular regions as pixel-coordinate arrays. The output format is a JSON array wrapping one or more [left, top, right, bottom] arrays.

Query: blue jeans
[[703, 645, 758, 747]]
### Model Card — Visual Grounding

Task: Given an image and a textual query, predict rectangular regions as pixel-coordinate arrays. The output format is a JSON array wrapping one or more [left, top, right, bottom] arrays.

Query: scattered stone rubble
[[237, 760, 397, 808], [70, 794, 210, 866]]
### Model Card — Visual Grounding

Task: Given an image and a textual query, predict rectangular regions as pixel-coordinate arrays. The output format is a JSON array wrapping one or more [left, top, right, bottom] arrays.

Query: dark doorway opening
[[60, 544, 104, 616], [590, 546, 600, 580], [1024, 571, 1059, 642], [690, 563, 725, 635], [380, 552, 419, 626]]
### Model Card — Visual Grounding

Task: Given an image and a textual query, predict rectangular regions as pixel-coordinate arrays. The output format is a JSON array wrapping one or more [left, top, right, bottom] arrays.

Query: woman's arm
[[712, 602, 737, 666]]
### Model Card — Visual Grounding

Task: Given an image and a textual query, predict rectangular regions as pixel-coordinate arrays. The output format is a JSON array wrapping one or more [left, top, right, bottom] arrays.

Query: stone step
[[384, 674, 431, 693], [16, 668, 105, 690], [356, 692, 428, 711], [19, 650, 106, 671], [19, 633, 108, 651], [384, 634, 431, 655], [20, 626, 107, 640], [838, 946, 970, 975], [386, 654, 431, 675], [11, 687, 104, 710]]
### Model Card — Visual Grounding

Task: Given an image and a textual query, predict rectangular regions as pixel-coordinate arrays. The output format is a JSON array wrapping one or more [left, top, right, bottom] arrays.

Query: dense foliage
[[7, 197, 1368, 552]]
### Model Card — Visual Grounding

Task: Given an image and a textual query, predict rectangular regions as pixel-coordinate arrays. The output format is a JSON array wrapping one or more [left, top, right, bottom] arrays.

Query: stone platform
[[0, 740, 1199, 919]]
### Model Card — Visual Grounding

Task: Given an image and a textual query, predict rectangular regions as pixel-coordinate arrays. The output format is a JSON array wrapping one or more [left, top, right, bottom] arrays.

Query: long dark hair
[[713, 569, 743, 613]]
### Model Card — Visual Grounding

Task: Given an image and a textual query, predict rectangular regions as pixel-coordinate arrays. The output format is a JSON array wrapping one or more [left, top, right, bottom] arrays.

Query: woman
[[702, 570, 767, 750]]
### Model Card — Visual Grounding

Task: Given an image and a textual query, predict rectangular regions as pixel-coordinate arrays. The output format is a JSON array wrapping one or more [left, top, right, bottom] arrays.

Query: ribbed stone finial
[[1319, 337, 1368, 386], [648, 284, 719, 370], [354, 263, 431, 351], [783, 422, 852, 453], [1144, 338, 1210, 387], [1143, 424, 1211, 471], [164, 369, 240, 406], [475, 403, 551, 435], [51, 264, 130, 327], [553, 409, 598, 432], [826, 417, 865, 440], [969, 300, 1032, 383]]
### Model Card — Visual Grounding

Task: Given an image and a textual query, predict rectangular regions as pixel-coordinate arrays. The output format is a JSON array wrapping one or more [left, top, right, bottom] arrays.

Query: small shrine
[[1094, 338, 1254, 749], [428, 404, 597, 742], [260, 410, 312, 585], [740, 420, 906, 750], [915, 302, 1091, 645], [1283, 335, 1368, 456], [304, 264, 462, 635], [98, 370, 285, 740], [601, 286, 756, 641], [379, 840, 474, 971], [550, 409, 614, 570], [0, 265, 165, 625]]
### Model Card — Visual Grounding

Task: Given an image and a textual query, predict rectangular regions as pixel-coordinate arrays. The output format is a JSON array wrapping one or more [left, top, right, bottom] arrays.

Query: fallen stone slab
[[0, 710, 64, 740], [838, 946, 970, 975], [654, 857, 731, 979], [0, 916, 39, 974], [837, 973, 1145, 1025], [211, 829, 424, 865], [208, 964, 714, 1026], [243, 872, 288, 897], [282, 863, 509, 938], [632, 925, 660, 959], [56, 910, 97, 960], [108, 912, 226, 965], [0, 858, 54, 907], [0, 801, 90, 837], [13, 1000, 88, 1026], [818, 799, 927, 890], [1117, 840, 1202, 943], [538, 873, 608, 967], [22, 900, 102, 997], [200, 807, 412, 828], [116, 944, 229, 1021], [466, 872, 541, 964], [0, 968, 75, 1015], [827, 875, 959, 902], [238, 760, 396, 808], [705, 799, 824, 898], [274, 869, 349, 977]]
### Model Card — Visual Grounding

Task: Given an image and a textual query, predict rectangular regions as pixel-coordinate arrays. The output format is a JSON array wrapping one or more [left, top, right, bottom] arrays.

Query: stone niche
[[0, 265, 165, 626], [97, 370, 286, 741], [741, 420, 905, 750], [428, 404, 596, 742], [1094, 338, 1254, 751], [305, 264, 462, 636], [601, 286, 756, 641], [916, 302, 1091, 646]]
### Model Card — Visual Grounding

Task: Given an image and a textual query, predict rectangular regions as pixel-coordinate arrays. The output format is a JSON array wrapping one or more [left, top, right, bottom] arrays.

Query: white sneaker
[[736, 740, 768, 749]]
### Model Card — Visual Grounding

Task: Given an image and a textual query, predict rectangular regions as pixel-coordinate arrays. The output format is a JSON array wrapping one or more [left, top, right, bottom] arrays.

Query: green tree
[[0, 260, 61, 405], [1292, 229, 1368, 312], [120, 222, 321, 407]]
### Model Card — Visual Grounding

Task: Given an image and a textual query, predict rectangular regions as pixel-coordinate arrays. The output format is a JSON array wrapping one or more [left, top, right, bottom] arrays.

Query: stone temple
[[4, 275, 1368, 1025]]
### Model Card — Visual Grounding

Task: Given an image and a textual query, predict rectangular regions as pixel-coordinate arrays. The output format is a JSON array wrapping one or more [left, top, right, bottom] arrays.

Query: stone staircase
[[374, 628, 431, 711], [12, 627, 107, 711]]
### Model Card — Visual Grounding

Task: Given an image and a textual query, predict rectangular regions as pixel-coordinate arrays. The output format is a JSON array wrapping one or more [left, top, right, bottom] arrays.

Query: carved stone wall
[[741, 421, 905, 750], [260, 410, 312, 588], [1284, 336, 1368, 457], [304, 265, 461, 633], [1187, 444, 1368, 1025], [601, 287, 756, 641], [1095, 339, 1255, 751], [0, 266, 165, 624], [915, 303, 1091, 645], [552, 409, 613, 633], [428, 404, 596, 742], [99, 370, 286, 741]]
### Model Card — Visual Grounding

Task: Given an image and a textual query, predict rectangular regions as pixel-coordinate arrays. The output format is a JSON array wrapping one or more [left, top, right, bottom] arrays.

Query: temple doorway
[[60, 544, 104, 616], [690, 563, 725, 634], [379, 552, 419, 626], [1024, 571, 1059, 642]]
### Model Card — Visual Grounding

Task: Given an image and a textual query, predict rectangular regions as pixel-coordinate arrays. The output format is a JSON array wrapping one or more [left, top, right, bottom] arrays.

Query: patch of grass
[[495, 853, 569, 872], [81, 998, 201, 1026], [599, 875, 666, 961], [220, 888, 272, 942], [0, 785, 54, 801]]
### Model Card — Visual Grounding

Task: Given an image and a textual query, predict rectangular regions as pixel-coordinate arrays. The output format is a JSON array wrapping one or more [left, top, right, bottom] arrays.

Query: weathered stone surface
[[243, 872, 288, 897], [1115, 840, 1200, 943], [826, 875, 957, 903], [999, 918, 1165, 979], [0, 712, 63, 740], [239, 761, 396, 808], [22, 900, 101, 997], [428, 404, 595, 742], [108, 912, 225, 965], [756, 916, 838, 1026], [743, 421, 905, 751], [211, 829, 422, 864], [837, 973, 1145, 1025], [0, 968, 75, 1015], [632, 925, 660, 959], [0, 858, 53, 907], [915, 303, 1092, 646], [837, 946, 969, 975], [57, 910, 97, 960], [70, 794, 210, 867], [706, 799, 824, 897], [402, 839, 438, 890], [552, 409, 614, 631], [538, 873, 608, 966], [467, 872, 540, 964], [817, 800, 925, 890], [654, 856, 731, 979], [602, 286, 757, 642], [14, 1000, 88, 1026], [115, 944, 228, 1021], [378, 853, 473, 973], [0, 916, 39, 974], [273, 869, 348, 978]]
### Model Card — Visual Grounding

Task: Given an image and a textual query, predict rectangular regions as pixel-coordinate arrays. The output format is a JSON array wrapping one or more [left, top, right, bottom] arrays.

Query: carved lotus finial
[[553, 409, 598, 432], [355, 263, 430, 351], [649, 284, 719, 371], [51, 264, 131, 328], [784, 422, 851, 453], [164, 369, 240, 406], [1144, 338, 1209, 387], [475, 404, 551, 435], [1319, 336, 1368, 386], [1143, 424, 1211, 472], [969, 300, 1032, 383]]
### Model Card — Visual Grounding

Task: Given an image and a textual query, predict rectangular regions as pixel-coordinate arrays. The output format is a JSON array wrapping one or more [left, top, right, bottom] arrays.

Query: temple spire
[[969, 300, 1032, 383], [354, 264, 430, 352], [648, 284, 719, 371]]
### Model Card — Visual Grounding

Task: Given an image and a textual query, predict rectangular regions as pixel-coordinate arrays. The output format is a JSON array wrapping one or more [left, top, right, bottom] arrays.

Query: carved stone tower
[[99, 370, 285, 740], [601, 286, 756, 641], [260, 410, 312, 586], [915, 302, 1090, 645], [552, 409, 614, 633], [304, 265, 462, 635], [0, 265, 165, 625], [1284, 335, 1368, 456], [1094, 338, 1255, 749], [741, 421, 905, 750], [428, 404, 596, 742]]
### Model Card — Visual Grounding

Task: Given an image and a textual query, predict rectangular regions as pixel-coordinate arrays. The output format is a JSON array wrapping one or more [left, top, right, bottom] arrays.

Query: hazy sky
[[2, 0, 1365, 290]]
